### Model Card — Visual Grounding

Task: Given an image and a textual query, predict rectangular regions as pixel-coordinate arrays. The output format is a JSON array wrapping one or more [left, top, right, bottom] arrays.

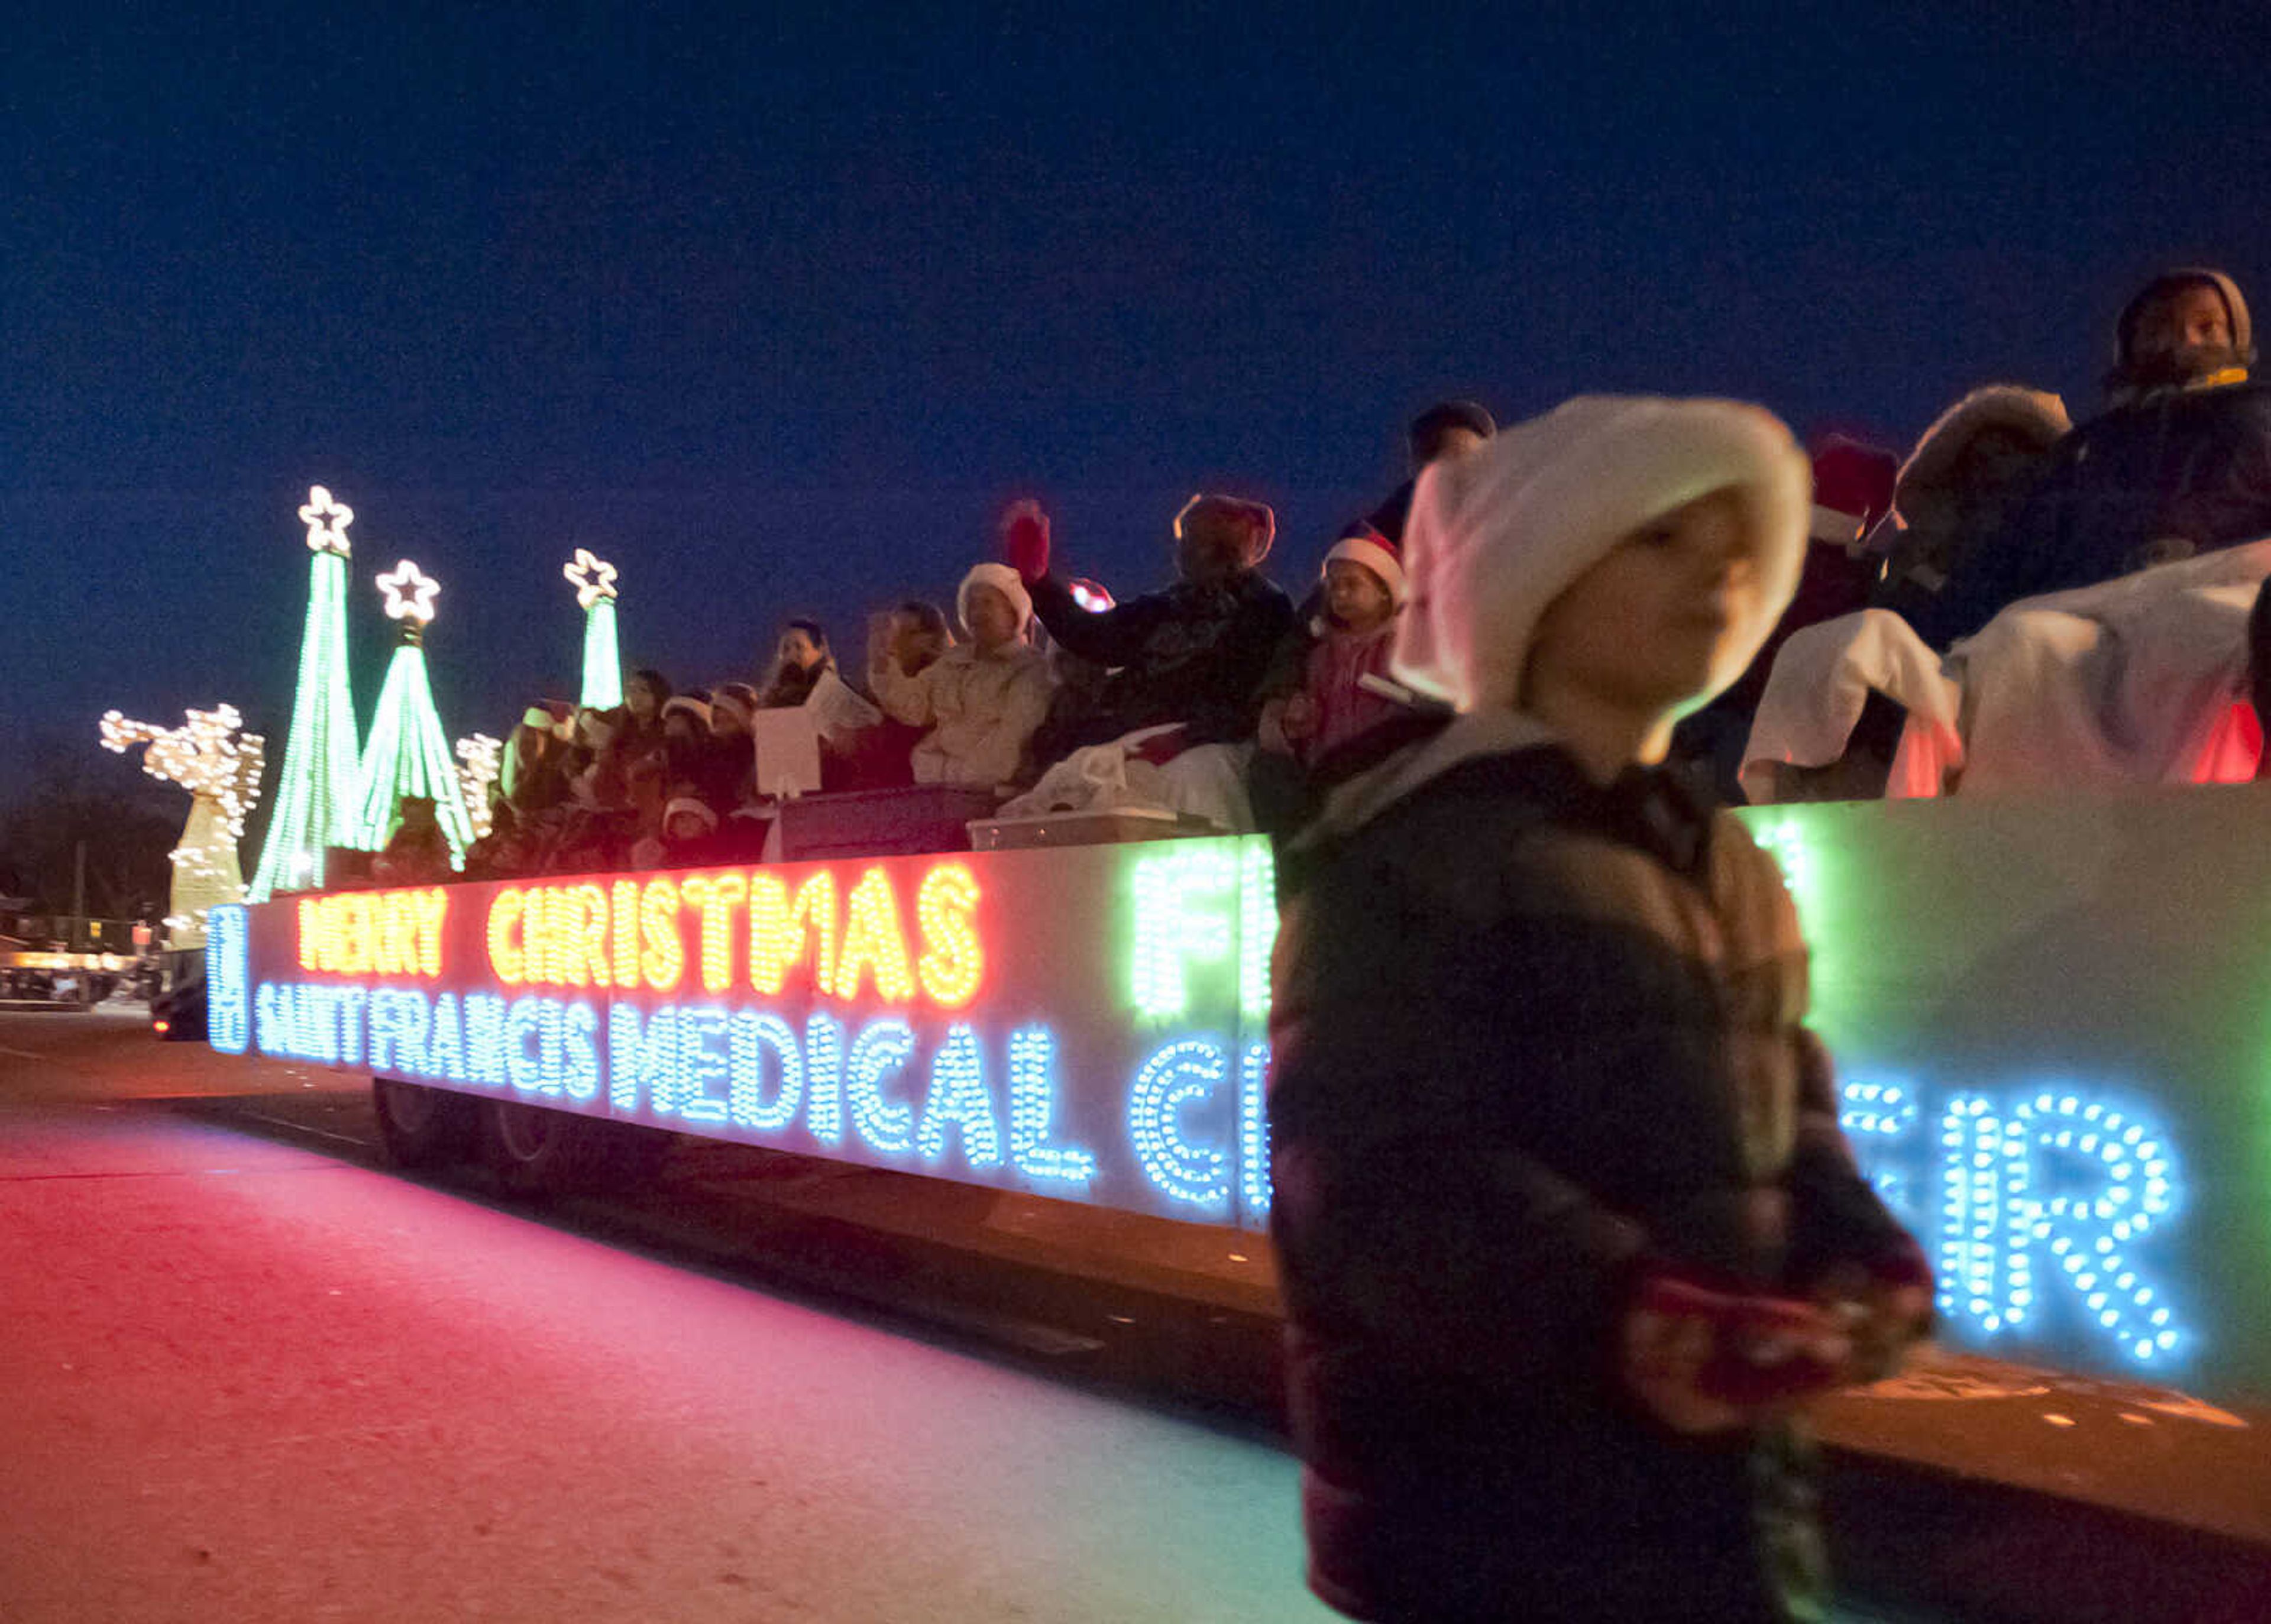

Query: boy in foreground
[[1268, 396, 1931, 1622]]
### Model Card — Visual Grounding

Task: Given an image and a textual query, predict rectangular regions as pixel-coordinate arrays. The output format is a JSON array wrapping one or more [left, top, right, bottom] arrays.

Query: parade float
[[190, 489, 2267, 1413]]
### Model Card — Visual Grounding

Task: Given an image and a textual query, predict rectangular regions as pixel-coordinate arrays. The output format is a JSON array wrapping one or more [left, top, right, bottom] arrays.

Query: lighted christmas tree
[[564, 546, 623, 708], [248, 486, 365, 901], [352, 559, 477, 865], [99, 704, 266, 947]]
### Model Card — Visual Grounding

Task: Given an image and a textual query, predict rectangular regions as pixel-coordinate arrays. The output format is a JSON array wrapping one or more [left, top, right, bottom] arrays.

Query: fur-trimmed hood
[[1894, 386, 2072, 538]]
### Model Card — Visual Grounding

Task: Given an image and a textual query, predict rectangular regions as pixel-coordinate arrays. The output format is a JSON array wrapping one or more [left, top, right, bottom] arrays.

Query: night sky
[[7, 2, 2269, 808]]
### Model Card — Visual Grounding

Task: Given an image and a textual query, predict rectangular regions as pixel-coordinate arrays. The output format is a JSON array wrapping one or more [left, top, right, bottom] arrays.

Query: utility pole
[[72, 838, 87, 950]]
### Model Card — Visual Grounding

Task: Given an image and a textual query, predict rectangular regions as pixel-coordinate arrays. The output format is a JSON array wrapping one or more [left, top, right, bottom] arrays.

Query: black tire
[[373, 1077, 480, 1168], [480, 1099, 671, 1198]]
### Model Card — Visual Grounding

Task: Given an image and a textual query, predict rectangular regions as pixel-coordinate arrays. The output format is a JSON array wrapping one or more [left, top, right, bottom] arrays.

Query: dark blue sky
[[7, 2, 2269, 805]]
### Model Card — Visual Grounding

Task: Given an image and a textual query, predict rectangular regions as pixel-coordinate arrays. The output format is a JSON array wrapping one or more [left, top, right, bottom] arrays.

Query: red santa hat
[[1809, 436, 1900, 546], [1322, 526, 1406, 605]]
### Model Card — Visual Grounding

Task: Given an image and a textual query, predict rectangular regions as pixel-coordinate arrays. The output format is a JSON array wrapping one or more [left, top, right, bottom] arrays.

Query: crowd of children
[[384, 263, 2271, 886]]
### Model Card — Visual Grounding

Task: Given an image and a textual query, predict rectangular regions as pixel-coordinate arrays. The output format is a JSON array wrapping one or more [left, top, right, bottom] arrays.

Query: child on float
[[1251, 525, 1412, 832], [1267, 396, 1932, 1623], [868, 564, 1054, 790]]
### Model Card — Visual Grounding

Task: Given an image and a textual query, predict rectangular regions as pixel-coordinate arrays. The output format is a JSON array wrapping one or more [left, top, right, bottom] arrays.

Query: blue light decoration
[[1008, 1026, 1099, 1188], [205, 903, 250, 1054], [1128, 1037, 1234, 1212], [729, 1010, 803, 1133], [1839, 1075, 2191, 1370], [846, 1018, 918, 1154], [1239, 1041, 1272, 1217], [674, 1005, 730, 1124], [917, 1023, 1005, 1170], [804, 1012, 846, 1148]]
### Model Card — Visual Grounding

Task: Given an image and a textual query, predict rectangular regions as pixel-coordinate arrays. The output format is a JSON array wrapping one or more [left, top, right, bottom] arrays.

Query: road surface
[[0, 1007, 1964, 1622], [1, 1008, 1335, 1622]]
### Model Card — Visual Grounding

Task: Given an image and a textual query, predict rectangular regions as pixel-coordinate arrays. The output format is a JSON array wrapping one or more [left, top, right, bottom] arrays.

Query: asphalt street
[[0, 1007, 1335, 1623]]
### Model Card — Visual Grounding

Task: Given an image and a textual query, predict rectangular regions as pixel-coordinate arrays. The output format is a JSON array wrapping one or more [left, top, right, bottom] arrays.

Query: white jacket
[[871, 642, 1054, 788]]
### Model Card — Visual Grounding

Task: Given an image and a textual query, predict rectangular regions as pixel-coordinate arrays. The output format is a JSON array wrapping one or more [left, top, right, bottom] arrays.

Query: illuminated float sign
[[1735, 791, 2271, 1403], [206, 837, 1277, 1227], [209, 790, 2271, 1402]]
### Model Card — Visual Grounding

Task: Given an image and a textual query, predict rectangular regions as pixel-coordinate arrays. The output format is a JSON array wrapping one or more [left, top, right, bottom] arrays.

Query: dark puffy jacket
[[1924, 380, 2271, 645], [1268, 738, 1912, 1622], [1028, 568, 1295, 753]]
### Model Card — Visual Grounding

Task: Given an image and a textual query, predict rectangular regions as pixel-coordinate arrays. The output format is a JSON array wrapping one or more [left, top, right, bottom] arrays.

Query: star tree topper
[[376, 559, 441, 624], [564, 547, 619, 609], [299, 485, 355, 556]]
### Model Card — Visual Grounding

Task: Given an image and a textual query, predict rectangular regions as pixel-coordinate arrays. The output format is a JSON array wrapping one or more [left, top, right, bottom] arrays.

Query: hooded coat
[[1267, 398, 1917, 1622], [1926, 274, 2271, 646], [1871, 386, 2071, 630]]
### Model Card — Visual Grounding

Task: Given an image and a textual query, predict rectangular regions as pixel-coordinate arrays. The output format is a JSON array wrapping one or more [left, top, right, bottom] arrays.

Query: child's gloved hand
[[1620, 1269, 1852, 1433], [1808, 1243, 1934, 1385], [1004, 499, 1052, 583]]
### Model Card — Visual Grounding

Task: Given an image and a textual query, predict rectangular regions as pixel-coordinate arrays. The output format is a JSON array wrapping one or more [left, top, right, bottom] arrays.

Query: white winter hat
[[1390, 395, 1810, 713], [957, 561, 1034, 636]]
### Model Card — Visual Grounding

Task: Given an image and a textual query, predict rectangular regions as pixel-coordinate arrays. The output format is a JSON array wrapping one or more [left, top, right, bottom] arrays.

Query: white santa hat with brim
[[707, 687, 755, 730], [957, 561, 1034, 636], [659, 695, 713, 729], [1323, 528, 1406, 605], [1390, 394, 1810, 715], [522, 703, 574, 740]]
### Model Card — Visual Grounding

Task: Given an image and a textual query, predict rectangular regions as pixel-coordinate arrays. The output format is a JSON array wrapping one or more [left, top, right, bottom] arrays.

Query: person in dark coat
[[1361, 399, 1498, 544], [1006, 492, 1296, 765], [1268, 396, 1931, 1623], [1925, 268, 2271, 645], [1869, 386, 2072, 628]]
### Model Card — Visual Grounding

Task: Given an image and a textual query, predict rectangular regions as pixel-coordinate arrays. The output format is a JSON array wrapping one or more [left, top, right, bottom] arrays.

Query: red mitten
[[1836, 1241, 1936, 1381], [1866, 1241, 1934, 1296], [1125, 724, 1191, 766], [1627, 1270, 1849, 1415], [1004, 498, 1052, 583], [1695, 1293, 1851, 1406]]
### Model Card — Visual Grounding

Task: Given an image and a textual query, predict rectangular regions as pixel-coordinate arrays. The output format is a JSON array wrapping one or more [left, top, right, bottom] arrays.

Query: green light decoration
[[248, 486, 367, 902], [352, 558, 477, 866], [564, 547, 623, 709]]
